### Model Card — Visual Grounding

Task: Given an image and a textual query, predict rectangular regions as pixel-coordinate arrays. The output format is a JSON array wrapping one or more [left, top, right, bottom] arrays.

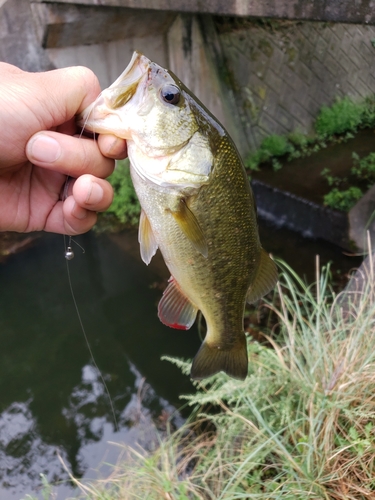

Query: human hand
[[0, 62, 127, 235]]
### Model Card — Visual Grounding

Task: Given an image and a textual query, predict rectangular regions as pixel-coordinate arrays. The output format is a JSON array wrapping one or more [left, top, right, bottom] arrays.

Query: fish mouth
[[77, 51, 150, 137]]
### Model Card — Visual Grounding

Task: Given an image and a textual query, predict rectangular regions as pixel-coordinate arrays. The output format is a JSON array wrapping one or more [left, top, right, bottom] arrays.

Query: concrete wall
[[213, 18, 375, 151], [33, 0, 375, 25], [1, 0, 375, 157], [0, 0, 52, 71]]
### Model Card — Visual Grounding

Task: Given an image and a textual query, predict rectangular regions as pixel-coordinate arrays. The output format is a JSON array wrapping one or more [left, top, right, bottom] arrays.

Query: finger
[[63, 195, 98, 235], [26, 131, 115, 178], [34, 66, 102, 126], [97, 134, 128, 159], [0, 62, 23, 75], [42, 196, 97, 235], [72, 174, 114, 212]]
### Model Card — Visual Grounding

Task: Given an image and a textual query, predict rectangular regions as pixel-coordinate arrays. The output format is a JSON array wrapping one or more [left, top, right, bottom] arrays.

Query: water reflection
[[0, 232, 197, 499]]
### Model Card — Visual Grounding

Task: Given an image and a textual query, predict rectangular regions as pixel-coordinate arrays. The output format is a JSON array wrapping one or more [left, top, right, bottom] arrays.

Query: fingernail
[[108, 137, 127, 156], [108, 138, 121, 154], [86, 182, 103, 205], [72, 203, 87, 220], [29, 134, 61, 163]]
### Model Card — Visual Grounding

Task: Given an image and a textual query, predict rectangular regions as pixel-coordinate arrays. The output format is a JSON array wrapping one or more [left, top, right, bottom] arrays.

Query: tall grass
[[42, 258, 375, 499]]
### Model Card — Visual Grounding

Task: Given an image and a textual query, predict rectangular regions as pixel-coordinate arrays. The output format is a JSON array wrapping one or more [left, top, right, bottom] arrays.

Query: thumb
[[32, 66, 102, 129]]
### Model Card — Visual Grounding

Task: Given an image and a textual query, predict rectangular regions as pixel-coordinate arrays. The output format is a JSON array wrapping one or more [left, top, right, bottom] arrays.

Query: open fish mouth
[[77, 51, 150, 135]]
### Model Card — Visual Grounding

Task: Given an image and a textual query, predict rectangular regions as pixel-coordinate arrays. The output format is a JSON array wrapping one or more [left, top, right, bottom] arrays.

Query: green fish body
[[79, 52, 278, 380]]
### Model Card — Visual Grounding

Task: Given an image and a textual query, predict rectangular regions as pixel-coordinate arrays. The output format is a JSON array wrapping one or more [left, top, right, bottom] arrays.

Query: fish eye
[[160, 84, 181, 105]]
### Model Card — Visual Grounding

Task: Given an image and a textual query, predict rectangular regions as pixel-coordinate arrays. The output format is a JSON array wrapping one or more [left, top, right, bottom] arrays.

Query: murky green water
[[0, 231, 198, 499], [252, 128, 375, 205], [0, 226, 361, 499]]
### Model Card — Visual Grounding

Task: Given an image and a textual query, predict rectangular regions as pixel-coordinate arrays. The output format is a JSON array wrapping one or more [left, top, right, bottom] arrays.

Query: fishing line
[[63, 234, 119, 432], [61, 98, 119, 431]]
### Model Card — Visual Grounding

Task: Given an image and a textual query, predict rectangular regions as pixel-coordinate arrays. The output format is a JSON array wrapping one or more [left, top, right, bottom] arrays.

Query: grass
[[95, 159, 140, 231], [322, 186, 363, 212], [246, 134, 293, 172], [315, 97, 366, 137], [34, 256, 375, 499], [321, 151, 375, 211]]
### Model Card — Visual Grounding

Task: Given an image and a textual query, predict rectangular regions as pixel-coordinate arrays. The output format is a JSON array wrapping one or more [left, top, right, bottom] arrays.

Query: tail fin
[[190, 335, 248, 381]]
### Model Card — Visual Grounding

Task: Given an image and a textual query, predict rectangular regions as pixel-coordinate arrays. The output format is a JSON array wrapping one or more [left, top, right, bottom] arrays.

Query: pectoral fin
[[138, 209, 158, 265], [170, 199, 208, 257], [246, 249, 278, 303], [158, 277, 198, 330]]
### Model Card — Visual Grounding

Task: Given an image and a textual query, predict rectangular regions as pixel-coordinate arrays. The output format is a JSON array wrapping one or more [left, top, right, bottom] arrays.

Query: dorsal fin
[[170, 199, 208, 258], [138, 209, 158, 265], [158, 277, 198, 330], [246, 249, 278, 304]]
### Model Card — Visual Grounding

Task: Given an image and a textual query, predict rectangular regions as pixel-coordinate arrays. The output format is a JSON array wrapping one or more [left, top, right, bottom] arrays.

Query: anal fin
[[246, 249, 278, 304], [158, 277, 198, 330], [139, 209, 158, 265]]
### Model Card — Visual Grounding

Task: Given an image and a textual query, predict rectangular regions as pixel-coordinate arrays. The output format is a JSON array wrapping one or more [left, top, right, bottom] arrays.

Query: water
[[251, 129, 375, 251], [0, 225, 362, 499], [0, 231, 197, 499], [252, 128, 375, 205]]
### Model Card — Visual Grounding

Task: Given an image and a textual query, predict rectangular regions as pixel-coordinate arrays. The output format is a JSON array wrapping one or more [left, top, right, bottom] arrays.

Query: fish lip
[[110, 50, 150, 90], [77, 51, 150, 134]]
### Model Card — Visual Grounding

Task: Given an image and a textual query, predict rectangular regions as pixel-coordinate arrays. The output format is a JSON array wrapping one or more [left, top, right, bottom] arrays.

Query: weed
[[97, 159, 140, 230], [321, 151, 375, 211], [323, 186, 363, 211], [287, 131, 309, 148], [315, 96, 365, 137], [261, 134, 292, 157], [247, 134, 294, 171], [351, 151, 375, 185], [21, 474, 54, 500], [67, 259, 375, 499]]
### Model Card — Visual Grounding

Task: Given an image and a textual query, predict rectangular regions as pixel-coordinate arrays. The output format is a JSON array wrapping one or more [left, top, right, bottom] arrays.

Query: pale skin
[[0, 62, 127, 235]]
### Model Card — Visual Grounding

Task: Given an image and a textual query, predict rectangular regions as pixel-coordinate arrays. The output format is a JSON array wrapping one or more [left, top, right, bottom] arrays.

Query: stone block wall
[[213, 18, 375, 151]]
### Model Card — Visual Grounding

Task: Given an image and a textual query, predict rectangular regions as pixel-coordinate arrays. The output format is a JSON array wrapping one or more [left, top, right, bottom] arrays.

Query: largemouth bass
[[79, 51, 278, 381]]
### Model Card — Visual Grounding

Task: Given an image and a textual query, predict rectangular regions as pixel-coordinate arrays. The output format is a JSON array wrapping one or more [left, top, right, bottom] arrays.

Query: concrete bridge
[[2, 0, 375, 156]]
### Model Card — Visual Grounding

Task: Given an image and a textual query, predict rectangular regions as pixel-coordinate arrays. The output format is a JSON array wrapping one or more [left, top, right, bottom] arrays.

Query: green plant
[[323, 186, 363, 211], [351, 151, 375, 185], [320, 167, 343, 187], [361, 96, 375, 127], [73, 260, 375, 499], [98, 159, 141, 229], [261, 134, 292, 157], [287, 131, 309, 148], [315, 96, 365, 136], [21, 474, 54, 500], [246, 134, 294, 171], [321, 151, 375, 211]]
